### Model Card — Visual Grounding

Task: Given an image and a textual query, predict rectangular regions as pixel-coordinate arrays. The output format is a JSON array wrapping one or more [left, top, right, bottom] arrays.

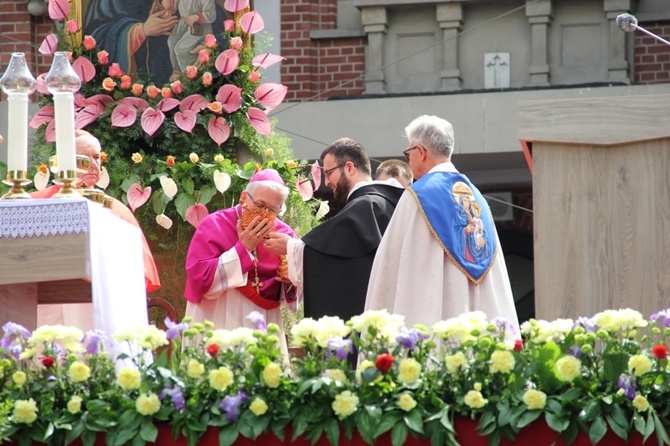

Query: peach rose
[[97, 50, 109, 65], [230, 37, 243, 50], [161, 87, 172, 98], [108, 63, 123, 78], [198, 49, 210, 64], [223, 20, 234, 32], [201, 72, 213, 86], [119, 75, 132, 90], [185, 66, 198, 79], [207, 101, 223, 114], [82, 35, 96, 50], [248, 71, 261, 83], [131, 83, 144, 96], [204, 34, 217, 48], [170, 80, 183, 95], [166, 156, 176, 167], [66, 20, 80, 34], [101, 77, 117, 92], [147, 85, 161, 99]]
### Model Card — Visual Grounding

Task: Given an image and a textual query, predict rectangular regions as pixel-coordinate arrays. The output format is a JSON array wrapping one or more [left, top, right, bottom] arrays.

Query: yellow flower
[[522, 389, 547, 410], [262, 363, 282, 388], [265, 148, 274, 157], [136, 393, 161, 416], [464, 390, 488, 409], [286, 160, 297, 168], [209, 366, 234, 391], [116, 367, 142, 390], [19, 348, 35, 360], [131, 152, 143, 163], [67, 396, 83, 414], [632, 395, 650, 412], [13, 399, 38, 424], [555, 355, 581, 382], [214, 154, 224, 163], [398, 358, 421, 385], [628, 354, 652, 376], [187, 359, 205, 378], [473, 382, 482, 391], [445, 352, 468, 374], [325, 369, 348, 383], [68, 361, 91, 383], [489, 350, 515, 374], [12, 371, 27, 387], [189, 152, 199, 163], [249, 397, 269, 416], [397, 393, 417, 412], [332, 390, 359, 419]]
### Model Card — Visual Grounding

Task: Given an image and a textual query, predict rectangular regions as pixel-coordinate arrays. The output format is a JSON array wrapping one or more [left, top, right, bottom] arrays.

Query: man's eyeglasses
[[246, 192, 281, 215], [324, 162, 347, 179], [403, 146, 419, 161]]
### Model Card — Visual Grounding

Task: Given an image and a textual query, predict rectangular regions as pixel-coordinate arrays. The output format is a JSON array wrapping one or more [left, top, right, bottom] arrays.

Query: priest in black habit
[[264, 138, 405, 322]]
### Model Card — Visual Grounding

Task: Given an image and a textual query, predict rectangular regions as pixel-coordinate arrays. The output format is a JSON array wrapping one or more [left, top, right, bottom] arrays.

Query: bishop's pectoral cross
[[251, 276, 263, 293]]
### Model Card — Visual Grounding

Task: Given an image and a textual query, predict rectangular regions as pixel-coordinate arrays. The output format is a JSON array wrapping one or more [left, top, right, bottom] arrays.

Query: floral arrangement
[[24, 0, 323, 233], [1, 308, 670, 446]]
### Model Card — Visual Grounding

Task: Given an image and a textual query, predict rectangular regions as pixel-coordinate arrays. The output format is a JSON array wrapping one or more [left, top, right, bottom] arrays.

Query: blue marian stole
[[408, 171, 497, 283]]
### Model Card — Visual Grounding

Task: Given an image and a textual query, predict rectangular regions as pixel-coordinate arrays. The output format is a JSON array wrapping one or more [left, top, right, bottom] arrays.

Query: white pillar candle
[[53, 91, 77, 173], [6, 92, 29, 172]]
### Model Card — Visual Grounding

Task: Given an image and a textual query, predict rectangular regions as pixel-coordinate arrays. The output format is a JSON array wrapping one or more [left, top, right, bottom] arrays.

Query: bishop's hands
[[264, 232, 290, 256], [237, 216, 272, 252]]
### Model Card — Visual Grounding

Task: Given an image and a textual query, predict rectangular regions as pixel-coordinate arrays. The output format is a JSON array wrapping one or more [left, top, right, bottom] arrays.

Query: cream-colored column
[[437, 3, 463, 92], [604, 0, 633, 84], [360, 6, 388, 95], [526, 0, 552, 86]]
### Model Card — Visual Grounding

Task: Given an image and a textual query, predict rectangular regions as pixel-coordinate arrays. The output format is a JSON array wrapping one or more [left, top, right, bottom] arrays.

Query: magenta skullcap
[[249, 168, 285, 186]]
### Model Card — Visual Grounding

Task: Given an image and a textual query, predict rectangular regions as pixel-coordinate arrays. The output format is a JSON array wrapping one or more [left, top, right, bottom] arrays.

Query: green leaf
[[140, 420, 158, 443], [652, 412, 670, 446], [545, 412, 569, 433], [64, 421, 86, 446], [114, 426, 138, 446], [198, 185, 217, 205], [81, 430, 97, 446], [175, 192, 196, 220], [517, 410, 542, 428], [218, 424, 239, 446], [375, 411, 403, 436], [404, 409, 424, 434], [605, 414, 628, 440], [589, 417, 607, 445], [182, 177, 195, 194], [643, 412, 655, 443], [324, 418, 340, 446], [633, 413, 646, 436], [603, 353, 629, 383], [391, 421, 409, 446], [152, 189, 171, 214], [610, 403, 629, 432]]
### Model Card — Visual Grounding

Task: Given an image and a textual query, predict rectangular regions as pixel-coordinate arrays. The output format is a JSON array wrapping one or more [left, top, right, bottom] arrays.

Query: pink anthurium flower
[[240, 11, 264, 35], [254, 83, 287, 110], [118, 97, 150, 112], [252, 53, 285, 70], [186, 203, 210, 228], [224, 0, 249, 12], [111, 104, 138, 128], [296, 177, 314, 201], [72, 56, 96, 83], [246, 107, 271, 136], [208, 116, 231, 146], [36, 73, 49, 95], [29, 106, 54, 129], [74, 104, 99, 129], [66, 20, 80, 33], [174, 110, 197, 133], [96, 166, 110, 189], [39, 34, 58, 55], [215, 49, 240, 76], [180, 94, 208, 112], [215, 84, 242, 113], [311, 160, 322, 191], [48, 0, 70, 20], [140, 108, 165, 136], [127, 183, 152, 212], [85, 94, 115, 113], [156, 97, 180, 113], [44, 120, 57, 142]]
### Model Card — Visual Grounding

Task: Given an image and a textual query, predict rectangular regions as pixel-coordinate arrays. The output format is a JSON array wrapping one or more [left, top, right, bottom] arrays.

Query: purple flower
[[220, 391, 248, 421], [568, 345, 583, 358], [650, 309, 670, 327], [490, 317, 519, 337], [618, 374, 636, 400], [83, 330, 106, 355], [326, 337, 353, 361], [246, 311, 266, 331], [164, 317, 188, 341], [1, 322, 31, 357], [160, 386, 186, 410], [1, 322, 31, 340], [396, 327, 426, 349], [573, 317, 595, 333]]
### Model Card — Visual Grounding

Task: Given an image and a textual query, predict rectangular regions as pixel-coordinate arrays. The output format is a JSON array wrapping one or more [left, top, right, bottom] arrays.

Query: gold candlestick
[[1, 170, 31, 199], [52, 170, 81, 198]]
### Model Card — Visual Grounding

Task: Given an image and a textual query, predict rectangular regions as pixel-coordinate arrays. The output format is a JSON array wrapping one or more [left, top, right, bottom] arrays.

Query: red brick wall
[[634, 21, 670, 84], [280, 0, 365, 102]]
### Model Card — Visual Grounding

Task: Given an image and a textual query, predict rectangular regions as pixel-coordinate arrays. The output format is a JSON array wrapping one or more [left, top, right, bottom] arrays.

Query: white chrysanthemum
[[325, 369, 348, 383], [112, 329, 140, 343], [136, 325, 169, 350], [520, 318, 575, 344], [291, 318, 322, 347], [207, 327, 256, 349], [445, 351, 469, 374], [313, 316, 350, 348], [350, 310, 404, 342], [28, 325, 84, 351], [593, 308, 647, 332], [489, 350, 515, 374], [432, 312, 488, 343]]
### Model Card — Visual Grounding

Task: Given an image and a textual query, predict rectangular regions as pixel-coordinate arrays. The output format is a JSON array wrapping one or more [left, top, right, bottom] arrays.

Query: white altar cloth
[[0, 197, 149, 347]]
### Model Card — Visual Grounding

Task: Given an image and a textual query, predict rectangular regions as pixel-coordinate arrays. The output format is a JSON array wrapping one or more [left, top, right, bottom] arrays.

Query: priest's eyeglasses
[[324, 162, 347, 179], [246, 192, 281, 215], [403, 146, 419, 161]]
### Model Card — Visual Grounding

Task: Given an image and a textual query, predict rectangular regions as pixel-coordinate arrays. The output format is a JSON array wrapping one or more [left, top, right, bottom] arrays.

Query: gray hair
[[404, 115, 455, 158], [245, 180, 290, 203]]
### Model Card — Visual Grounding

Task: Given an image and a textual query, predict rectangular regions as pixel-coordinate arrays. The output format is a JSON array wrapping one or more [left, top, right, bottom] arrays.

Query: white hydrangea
[[593, 308, 647, 332]]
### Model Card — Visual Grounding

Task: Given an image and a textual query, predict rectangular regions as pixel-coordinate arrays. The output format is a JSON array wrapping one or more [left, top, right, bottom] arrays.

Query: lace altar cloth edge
[[0, 198, 90, 238]]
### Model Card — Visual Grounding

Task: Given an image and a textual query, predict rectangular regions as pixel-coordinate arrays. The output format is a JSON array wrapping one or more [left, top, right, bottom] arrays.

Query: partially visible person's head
[[375, 159, 413, 187], [75, 130, 101, 188], [403, 115, 455, 179], [320, 138, 372, 202], [240, 169, 289, 221]]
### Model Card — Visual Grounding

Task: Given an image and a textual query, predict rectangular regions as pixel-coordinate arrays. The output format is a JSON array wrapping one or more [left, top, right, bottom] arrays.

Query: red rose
[[207, 344, 219, 356], [652, 344, 668, 359], [514, 339, 524, 352], [42, 356, 55, 368], [375, 353, 394, 372]]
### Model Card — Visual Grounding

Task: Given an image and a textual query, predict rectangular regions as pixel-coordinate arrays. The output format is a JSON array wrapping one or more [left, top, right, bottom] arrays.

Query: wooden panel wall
[[532, 139, 670, 320]]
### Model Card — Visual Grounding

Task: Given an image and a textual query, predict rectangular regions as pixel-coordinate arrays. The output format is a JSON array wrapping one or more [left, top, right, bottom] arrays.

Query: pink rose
[[131, 83, 144, 96], [108, 63, 123, 78], [201, 71, 213, 86], [170, 80, 183, 94], [185, 66, 198, 79], [147, 85, 161, 99], [97, 50, 109, 65], [198, 49, 210, 64], [66, 20, 80, 34], [248, 70, 261, 83], [204, 34, 217, 48], [101, 77, 117, 92], [161, 87, 172, 98], [82, 35, 96, 50], [223, 20, 235, 32], [120, 75, 132, 90], [230, 37, 243, 50]]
